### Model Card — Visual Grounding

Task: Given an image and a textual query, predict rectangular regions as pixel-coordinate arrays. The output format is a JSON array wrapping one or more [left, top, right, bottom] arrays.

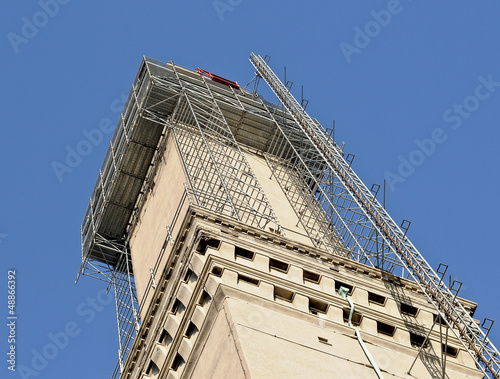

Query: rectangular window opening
[[309, 298, 328, 315], [237, 274, 259, 286], [196, 238, 220, 255], [146, 360, 160, 376], [410, 332, 428, 348], [335, 281, 353, 295], [183, 268, 198, 283], [198, 290, 211, 307], [342, 308, 362, 326], [433, 314, 446, 325], [377, 321, 396, 336], [171, 299, 185, 315], [269, 258, 289, 273], [368, 292, 386, 306], [171, 353, 185, 372], [159, 329, 173, 346], [303, 270, 320, 283], [185, 322, 199, 339], [318, 336, 331, 345], [400, 303, 418, 317], [442, 344, 459, 357], [235, 246, 255, 260], [274, 286, 294, 302], [211, 266, 223, 277]]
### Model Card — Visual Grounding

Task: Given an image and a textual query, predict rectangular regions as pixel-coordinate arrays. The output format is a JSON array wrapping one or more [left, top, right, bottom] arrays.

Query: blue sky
[[1, 1, 500, 377]]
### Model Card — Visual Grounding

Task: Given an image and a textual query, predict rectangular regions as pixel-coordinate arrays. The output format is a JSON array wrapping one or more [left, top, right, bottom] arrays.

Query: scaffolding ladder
[[250, 52, 500, 379]]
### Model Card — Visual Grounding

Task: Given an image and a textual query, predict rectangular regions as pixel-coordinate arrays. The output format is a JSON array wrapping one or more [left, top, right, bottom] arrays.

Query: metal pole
[[383, 179, 386, 209], [443, 319, 449, 378], [408, 318, 437, 375]]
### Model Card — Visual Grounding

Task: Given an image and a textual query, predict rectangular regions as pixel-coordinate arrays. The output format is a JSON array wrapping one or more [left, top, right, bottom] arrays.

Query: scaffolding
[[169, 63, 281, 231], [249, 52, 500, 379], [77, 57, 287, 372], [78, 55, 499, 378]]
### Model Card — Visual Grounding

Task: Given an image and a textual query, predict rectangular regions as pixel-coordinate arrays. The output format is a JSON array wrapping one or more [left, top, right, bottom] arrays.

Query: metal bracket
[[400, 219, 411, 237], [166, 225, 175, 245], [149, 267, 157, 289], [371, 183, 380, 198]]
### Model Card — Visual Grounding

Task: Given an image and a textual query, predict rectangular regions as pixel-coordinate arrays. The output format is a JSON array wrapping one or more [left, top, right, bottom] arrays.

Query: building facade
[[78, 56, 492, 378]]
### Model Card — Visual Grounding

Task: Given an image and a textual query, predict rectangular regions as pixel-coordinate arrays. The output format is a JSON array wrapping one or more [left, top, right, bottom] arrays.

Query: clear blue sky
[[1, 1, 500, 378]]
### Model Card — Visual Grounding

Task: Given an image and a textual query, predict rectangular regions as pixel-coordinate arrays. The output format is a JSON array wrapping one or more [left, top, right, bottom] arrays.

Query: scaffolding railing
[[111, 247, 140, 372], [169, 63, 282, 234], [250, 52, 500, 379], [77, 58, 174, 373]]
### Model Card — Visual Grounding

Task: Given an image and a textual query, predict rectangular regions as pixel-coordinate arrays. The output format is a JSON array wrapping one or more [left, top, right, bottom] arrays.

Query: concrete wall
[[243, 151, 313, 246], [123, 135, 482, 379], [129, 132, 190, 312], [189, 303, 247, 379], [190, 293, 482, 379]]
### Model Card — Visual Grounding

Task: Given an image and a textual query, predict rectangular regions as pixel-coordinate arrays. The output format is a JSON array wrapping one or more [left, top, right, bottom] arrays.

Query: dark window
[[171, 299, 185, 315], [269, 258, 289, 273], [237, 274, 259, 286], [377, 321, 396, 336], [442, 344, 459, 357], [159, 330, 172, 346], [342, 308, 362, 326], [303, 270, 320, 283], [433, 314, 446, 325], [335, 281, 353, 295], [410, 332, 428, 348], [171, 354, 185, 371], [196, 238, 220, 254], [198, 290, 211, 307], [183, 268, 198, 283], [274, 286, 294, 302], [146, 361, 160, 376], [400, 303, 418, 317], [309, 298, 328, 315], [185, 322, 199, 339], [211, 266, 223, 277], [368, 292, 386, 306], [235, 246, 255, 260]]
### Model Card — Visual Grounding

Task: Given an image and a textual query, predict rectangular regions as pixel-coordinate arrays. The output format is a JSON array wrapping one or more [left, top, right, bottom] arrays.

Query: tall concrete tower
[[77, 56, 499, 378]]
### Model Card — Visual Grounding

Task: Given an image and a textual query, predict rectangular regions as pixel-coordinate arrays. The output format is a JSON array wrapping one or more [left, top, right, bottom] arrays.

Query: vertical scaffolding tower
[[77, 55, 499, 378]]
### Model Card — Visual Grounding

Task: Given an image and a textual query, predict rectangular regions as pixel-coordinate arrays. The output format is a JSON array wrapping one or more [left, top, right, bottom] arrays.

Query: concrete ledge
[[192, 306, 206, 329], [151, 345, 167, 368], [164, 315, 180, 337], [177, 283, 193, 306], [178, 338, 193, 361], [189, 253, 205, 276]]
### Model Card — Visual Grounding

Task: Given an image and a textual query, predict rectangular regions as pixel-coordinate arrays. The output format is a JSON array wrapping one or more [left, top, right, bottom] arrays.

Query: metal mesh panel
[[169, 65, 281, 232]]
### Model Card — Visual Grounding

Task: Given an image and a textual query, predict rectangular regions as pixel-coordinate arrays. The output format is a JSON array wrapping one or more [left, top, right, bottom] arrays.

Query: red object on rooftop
[[196, 68, 240, 89]]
